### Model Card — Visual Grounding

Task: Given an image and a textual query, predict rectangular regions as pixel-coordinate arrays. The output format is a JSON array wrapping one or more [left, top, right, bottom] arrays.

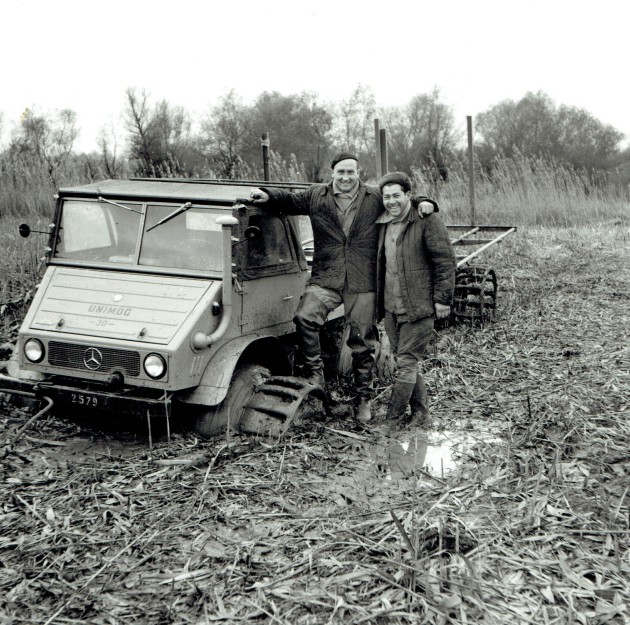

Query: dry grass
[[1, 224, 629, 624], [0, 217, 46, 340], [413, 154, 629, 227]]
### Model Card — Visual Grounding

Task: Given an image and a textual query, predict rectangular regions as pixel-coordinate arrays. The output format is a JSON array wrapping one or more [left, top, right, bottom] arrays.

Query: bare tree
[[125, 88, 192, 177], [125, 88, 159, 175], [244, 91, 333, 181], [476, 91, 558, 162], [333, 84, 376, 160], [293, 91, 333, 181], [13, 107, 79, 185], [199, 90, 248, 178], [381, 88, 459, 180], [97, 120, 124, 178]]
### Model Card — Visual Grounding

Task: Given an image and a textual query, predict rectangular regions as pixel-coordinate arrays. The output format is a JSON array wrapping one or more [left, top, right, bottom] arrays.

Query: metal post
[[261, 132, 270, 181], [379, 128, 389, 176], [467, 116, 476, 226], [374, 118, 382, 180]]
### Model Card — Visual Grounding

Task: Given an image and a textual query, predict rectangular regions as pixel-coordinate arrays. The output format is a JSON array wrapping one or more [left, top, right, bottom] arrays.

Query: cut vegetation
[[1, 223, 628, 624]]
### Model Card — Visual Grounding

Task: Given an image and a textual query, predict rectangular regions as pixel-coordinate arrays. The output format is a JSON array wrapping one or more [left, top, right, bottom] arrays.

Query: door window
[[245, 214, 294, 270]]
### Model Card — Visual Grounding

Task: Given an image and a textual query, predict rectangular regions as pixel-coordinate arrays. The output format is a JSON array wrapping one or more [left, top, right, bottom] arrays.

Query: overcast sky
[[1, 0, 627, 153]]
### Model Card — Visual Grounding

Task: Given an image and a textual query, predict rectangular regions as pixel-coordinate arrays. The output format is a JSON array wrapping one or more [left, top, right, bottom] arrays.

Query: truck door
[[237, 212, 307, 334]]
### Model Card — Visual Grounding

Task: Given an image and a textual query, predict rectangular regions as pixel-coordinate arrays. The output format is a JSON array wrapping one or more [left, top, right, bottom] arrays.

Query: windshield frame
[[50, 197, 232, 279]]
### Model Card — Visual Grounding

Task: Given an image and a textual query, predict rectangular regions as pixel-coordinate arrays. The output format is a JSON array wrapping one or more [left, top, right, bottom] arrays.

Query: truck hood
[[29, 267, 215, 344]]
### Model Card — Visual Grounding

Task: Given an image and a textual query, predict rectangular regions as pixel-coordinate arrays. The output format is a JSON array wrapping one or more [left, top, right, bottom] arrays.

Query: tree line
[[1, 86, 628, 193]]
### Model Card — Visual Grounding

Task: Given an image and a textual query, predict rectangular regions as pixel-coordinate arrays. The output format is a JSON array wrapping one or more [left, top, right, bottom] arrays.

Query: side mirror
[[244, 226, 261, 241], [232, 226, 261, 247], [18, 223, 55, 238]]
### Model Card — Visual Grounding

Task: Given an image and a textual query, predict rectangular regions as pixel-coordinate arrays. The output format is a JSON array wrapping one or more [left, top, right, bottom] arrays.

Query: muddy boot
[[409, 375, 431, 428], [296, 316, 326, 389], [386, 381, 415, 432], [351, 356, 374, 423], [355, 397, 372, 423], [305, 366, 326, 390], [349, 322, 376, 395]]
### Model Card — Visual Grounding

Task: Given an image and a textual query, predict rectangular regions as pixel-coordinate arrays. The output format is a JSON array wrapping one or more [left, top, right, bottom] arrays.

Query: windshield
[[54, 200, 226, 273], [140, 205, 223, 271]]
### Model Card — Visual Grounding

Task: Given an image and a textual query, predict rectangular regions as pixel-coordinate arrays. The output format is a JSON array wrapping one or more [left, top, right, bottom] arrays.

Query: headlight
[[24, 339, 45, 363], [143, 353, 166, 379]]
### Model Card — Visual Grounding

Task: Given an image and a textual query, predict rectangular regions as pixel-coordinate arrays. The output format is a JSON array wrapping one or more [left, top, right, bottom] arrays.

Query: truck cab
[[4, 178, 329, 437]]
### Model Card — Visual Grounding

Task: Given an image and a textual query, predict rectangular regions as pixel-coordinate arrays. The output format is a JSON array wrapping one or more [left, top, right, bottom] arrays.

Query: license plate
[[70, 392, 99, 407]]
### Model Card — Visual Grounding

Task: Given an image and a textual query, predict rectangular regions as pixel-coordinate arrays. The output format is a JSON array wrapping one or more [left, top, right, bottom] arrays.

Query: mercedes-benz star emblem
[[83, 347, 103, 370]]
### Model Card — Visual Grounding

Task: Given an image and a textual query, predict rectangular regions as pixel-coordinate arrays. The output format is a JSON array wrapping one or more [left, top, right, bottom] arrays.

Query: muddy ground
[[1, 225, 629, 624]]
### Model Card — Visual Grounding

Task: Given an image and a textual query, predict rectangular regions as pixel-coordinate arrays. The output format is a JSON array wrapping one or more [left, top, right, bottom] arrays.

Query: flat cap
[[331, 152, 359, 169], [378, 171, 412, 193]]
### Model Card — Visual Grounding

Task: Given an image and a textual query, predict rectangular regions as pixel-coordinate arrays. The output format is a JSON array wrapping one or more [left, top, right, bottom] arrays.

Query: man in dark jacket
[[376, 172, 456, 429], [250, 153, 385, 421]]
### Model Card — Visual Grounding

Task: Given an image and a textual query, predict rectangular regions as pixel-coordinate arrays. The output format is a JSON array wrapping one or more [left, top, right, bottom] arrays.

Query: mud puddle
[[369, 429, 501, 482], [8, 408, 176, 466]]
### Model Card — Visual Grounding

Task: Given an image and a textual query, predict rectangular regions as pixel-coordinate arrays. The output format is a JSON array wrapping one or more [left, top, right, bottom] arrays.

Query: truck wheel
[[192, 363, 270, 438]]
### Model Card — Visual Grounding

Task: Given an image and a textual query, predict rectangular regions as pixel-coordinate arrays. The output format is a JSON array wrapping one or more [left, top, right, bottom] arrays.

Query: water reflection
[[385, 435, 428, 480], [371, 429, 495, 482]]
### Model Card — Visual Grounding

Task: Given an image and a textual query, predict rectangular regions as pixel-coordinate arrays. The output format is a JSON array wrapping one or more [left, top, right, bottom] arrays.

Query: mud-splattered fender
[[176, 334, 292, 407]]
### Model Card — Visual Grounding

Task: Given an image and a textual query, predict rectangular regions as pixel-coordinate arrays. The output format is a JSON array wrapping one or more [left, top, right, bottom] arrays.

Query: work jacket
[[376, 209, 456, 322], [261, 181, 382, 293]]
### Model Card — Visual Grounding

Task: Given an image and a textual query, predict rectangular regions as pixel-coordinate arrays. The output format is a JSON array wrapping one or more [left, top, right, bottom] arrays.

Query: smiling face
[[331, 158, 359, 192], [382, 183, 412, 218]]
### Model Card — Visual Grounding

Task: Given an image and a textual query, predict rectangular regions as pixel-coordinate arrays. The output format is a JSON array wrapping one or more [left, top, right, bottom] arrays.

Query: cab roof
[[58, 178, 312, 206]]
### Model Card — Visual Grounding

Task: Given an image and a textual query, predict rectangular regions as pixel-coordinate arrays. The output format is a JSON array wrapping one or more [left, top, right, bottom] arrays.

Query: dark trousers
[[294, 284, 377, 397], [383, 312, 434, 384]]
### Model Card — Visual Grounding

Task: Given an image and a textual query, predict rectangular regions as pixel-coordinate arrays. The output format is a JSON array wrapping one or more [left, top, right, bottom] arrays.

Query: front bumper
[[0, 374, 172, 418]]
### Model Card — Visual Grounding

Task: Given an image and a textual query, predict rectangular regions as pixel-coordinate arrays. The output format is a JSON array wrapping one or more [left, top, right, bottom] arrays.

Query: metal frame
[[447, 225, 517, 268]]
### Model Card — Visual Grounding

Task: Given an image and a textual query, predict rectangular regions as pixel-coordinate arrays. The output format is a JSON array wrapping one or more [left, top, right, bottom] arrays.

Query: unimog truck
[[0, 178, 334, 438]]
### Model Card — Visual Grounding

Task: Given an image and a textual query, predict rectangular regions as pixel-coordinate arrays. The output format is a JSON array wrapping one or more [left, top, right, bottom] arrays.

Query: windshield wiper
[[97, 195, 142, 213], [145, 202, 192, 232]]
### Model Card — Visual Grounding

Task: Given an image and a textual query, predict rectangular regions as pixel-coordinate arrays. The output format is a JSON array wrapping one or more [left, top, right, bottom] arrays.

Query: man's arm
[[424, 214, 456, 315], [250, 187, 311, 216]]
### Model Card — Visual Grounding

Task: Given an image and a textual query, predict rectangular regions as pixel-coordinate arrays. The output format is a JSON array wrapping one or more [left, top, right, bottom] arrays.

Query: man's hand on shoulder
[[418, 201, 435, 217], [250, 189, 269, 203], [412, 196, 438, 218], [434, 303, 451, 319]]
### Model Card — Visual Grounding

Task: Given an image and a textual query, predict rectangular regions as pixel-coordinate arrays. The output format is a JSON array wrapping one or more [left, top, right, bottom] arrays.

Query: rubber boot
[[296, 316, 326, 388], [351, 348, 375, 399], [306, 369, 326, 390], [386, 381, 415, 420], [409, 375, 431, 428], [352, 354, 374, 423], [386, 381, 415, 432]]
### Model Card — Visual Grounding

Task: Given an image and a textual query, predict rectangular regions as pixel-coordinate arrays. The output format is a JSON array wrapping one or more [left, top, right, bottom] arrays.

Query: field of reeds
[[0, 157, 629, 624], [0, 152, 627, 317], [414, 154, 628, 227]]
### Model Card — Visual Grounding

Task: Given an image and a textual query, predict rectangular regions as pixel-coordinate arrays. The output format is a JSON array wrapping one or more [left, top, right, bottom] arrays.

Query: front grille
[[48, 341, 141, 377]]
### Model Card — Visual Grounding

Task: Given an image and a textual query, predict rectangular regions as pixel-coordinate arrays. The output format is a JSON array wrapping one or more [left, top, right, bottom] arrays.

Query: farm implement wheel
[[452, 265, 498, 323]]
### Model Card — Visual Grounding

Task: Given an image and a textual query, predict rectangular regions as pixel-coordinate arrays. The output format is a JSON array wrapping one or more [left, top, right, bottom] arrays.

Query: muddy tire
[[192, 364, 270, 438], [240, 377, 330, 438]]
